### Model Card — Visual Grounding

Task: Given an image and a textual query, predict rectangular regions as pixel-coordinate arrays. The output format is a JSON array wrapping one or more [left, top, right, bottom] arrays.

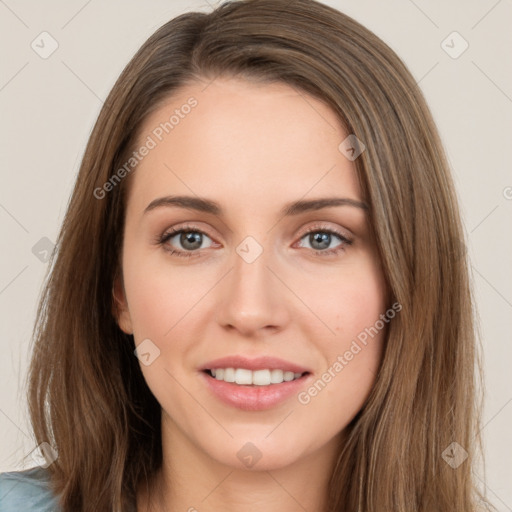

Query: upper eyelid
[[301, 224, 351, 237], [162, 224, 213, 239]]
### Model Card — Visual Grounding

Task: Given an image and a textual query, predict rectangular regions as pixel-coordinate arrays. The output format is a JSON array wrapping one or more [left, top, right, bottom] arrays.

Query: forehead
[[127, 77, 362, 214]]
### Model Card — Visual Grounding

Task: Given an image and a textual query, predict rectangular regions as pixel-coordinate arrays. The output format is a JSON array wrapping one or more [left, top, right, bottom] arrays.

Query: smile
[[206, 368, 305, 386]]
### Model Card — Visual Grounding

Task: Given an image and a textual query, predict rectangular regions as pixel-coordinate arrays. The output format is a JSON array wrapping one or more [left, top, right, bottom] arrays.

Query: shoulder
[[0, 466, 61, 512]]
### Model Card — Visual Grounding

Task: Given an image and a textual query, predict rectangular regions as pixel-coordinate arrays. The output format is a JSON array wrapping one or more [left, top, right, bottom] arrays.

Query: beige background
[[1, 0, 511, 509]]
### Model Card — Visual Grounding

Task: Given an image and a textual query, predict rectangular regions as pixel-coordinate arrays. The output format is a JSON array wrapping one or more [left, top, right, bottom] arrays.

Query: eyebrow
[[143, 195, 369, 217]]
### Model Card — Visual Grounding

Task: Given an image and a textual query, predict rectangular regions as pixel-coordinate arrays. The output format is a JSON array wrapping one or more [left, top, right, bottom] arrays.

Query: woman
[[0, 0, 496, 511]]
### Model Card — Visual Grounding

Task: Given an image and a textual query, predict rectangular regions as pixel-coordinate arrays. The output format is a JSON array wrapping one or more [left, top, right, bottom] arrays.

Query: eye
[[296, 225, 353, 256], [156, 223, 353, 259], [158, 224, 215, 258]]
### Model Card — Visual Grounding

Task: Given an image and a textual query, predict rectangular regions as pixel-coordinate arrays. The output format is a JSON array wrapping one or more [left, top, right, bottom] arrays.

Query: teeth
[[210, 368, 303, 385]]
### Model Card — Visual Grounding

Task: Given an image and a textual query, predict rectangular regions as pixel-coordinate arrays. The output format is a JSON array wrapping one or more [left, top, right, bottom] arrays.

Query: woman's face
[[115, 77, 388, 471]]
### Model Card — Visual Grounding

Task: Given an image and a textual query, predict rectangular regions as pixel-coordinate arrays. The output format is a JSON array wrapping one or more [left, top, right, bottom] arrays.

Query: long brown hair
[[26, 1, 496, 510]]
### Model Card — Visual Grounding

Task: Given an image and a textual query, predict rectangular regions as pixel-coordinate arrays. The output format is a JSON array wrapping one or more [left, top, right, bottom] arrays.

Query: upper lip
[[200, 355, 311, 374]]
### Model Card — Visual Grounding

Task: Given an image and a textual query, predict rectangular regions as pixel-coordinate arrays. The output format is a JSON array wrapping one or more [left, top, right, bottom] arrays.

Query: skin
[[113, 77, 388, 512]]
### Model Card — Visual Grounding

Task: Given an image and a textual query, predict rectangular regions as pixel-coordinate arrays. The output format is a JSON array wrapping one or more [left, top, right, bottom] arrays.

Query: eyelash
[[156, 223, 353, 259]]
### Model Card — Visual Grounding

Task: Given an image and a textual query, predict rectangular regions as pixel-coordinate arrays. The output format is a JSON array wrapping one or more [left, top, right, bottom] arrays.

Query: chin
[[207, 437, 307, 472]]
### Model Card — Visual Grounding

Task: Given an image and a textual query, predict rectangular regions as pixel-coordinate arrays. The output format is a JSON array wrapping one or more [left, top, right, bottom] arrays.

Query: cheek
[[299, 296, 388, 434], [303, 255, 388, 341], [334, 280, 387, 340], [122, 250, 208, 339], [307, 254, 387, 401], [126, 276, 175, 339]]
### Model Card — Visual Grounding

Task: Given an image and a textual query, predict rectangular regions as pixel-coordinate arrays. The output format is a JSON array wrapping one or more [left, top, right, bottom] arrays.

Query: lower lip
[[200, 371, 310, 411]]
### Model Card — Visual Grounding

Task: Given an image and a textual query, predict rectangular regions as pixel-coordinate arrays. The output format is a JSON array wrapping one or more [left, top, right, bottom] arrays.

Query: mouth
[[199, 368, 312, 411]]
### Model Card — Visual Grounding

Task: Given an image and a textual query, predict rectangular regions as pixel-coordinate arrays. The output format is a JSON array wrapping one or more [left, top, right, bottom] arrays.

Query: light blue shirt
[[0, 467, 61, 512]]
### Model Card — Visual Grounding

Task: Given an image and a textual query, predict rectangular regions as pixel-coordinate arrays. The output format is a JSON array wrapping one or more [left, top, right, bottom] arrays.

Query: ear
[[112, 273, 134, 335]]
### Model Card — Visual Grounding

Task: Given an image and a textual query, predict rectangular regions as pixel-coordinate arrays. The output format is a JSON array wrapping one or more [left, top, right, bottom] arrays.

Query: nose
[[215, 242, 291, 337]]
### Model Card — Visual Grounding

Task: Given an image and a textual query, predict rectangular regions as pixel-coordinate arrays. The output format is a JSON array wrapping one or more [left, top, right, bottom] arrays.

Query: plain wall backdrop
[[1, 0, 511, 509]]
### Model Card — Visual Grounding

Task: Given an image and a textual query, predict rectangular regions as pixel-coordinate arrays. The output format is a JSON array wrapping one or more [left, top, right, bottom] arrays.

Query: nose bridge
[[216, 235, 289, 334], [233, 238, 270, 294]]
